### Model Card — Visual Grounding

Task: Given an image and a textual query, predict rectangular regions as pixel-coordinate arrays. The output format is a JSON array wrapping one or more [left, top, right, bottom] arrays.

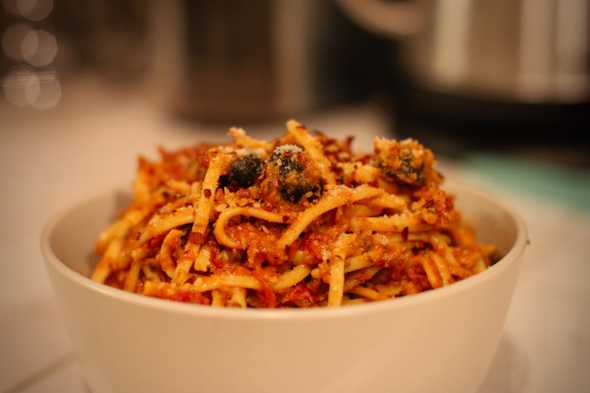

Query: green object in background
[[463, 154, 590, 213]]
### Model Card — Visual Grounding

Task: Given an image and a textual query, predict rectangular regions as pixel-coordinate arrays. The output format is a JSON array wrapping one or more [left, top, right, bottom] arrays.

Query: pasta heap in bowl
[[92, 120, 494, 308]]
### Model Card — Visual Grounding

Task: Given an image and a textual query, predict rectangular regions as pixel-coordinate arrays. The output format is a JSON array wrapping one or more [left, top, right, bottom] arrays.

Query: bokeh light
[[2, 23, 32, 61], [2, 0, 59, 109], [2, 67, 40, 107], [22, 29, 58, 66], [2, 68, 61, 109], [16, 0, 53, 22]]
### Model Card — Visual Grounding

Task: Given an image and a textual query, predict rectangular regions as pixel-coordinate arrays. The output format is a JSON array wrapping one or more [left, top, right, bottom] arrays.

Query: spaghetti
[[92, 121, 494, 308]]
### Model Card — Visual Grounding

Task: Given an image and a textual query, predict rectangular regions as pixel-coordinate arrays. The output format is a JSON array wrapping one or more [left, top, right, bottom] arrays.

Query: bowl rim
[[41, 182, 528, 321]]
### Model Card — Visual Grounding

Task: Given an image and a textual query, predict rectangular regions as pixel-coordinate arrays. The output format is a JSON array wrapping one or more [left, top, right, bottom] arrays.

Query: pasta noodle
[[286, 119, 336, 185], [139, 208, 194, 244], [347, 286, 383, 301], [365, 193, 407, 211], [158, 229, 183, 278], [92, 120, 495, 308], [191, 151, 231, 236], [327, 233, 356, 307], [272, 265, 311, 291], [350, 213, 431, 233], [228, 287, 247, 308], [194, 245, 212, 272], [214, 207, 285, 249], [277, 185, 382, 249], [229, 127, 273, 151]]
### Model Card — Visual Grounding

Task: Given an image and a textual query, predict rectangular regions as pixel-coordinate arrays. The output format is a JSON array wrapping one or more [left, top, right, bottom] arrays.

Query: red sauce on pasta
[[91, 120, 494, 308]]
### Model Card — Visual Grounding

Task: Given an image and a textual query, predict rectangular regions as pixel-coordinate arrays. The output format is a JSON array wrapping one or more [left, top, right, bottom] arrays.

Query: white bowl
[[42, 184, 527, 393]]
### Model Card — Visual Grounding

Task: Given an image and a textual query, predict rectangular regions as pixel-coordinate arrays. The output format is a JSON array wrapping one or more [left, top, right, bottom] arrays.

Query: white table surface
[[1, 82, 589, 393]]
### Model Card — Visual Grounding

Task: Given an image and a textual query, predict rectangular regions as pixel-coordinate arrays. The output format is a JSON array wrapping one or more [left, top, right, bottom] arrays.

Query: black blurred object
[[338, 0, 590, 159], [390, 73, 590, 159], [175, 0, 390, 123]]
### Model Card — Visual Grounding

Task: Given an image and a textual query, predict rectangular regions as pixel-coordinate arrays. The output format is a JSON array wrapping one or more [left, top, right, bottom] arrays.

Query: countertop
[[1, 82, 589, 393]]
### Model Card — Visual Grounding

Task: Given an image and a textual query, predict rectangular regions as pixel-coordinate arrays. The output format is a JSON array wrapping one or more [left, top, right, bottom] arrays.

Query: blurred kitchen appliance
[[339, 0, 590, 152], [173, 0, 387, 123]]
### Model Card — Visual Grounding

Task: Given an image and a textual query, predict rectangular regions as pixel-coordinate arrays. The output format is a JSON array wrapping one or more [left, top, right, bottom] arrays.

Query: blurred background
[[1, 2, 589, 393], [1, 0, 589, 208]]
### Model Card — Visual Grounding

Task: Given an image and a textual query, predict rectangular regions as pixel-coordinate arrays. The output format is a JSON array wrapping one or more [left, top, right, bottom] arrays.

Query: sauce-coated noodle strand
[[214, 207, 285, 249], [157, 229, 183, 278], [287, 119, 336, 185], [229, 127, 273, 152], [328, 233, 356, 307], [347, 286, 383, 301], [174, 152, 231, 284], [350, 213, 431, 233], [278, 185, 382, 249], [272, 265, 311, 291]]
